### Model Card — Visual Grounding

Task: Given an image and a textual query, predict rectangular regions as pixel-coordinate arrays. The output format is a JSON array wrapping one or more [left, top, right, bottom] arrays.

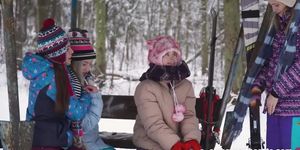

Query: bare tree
[[94, 0, 107, 75], [164, 0, 172, 35], [200, 0, 208, 75], [37, 0, 51, 29], [1, 0, 20, 148], [175, 0, 182, 39], [224, 0, 242, 93], [15, 0, 30, 69]]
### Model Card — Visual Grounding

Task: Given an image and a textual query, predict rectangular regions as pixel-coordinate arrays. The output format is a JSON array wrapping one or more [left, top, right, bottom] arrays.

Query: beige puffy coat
[[133, 79, 201, 150]]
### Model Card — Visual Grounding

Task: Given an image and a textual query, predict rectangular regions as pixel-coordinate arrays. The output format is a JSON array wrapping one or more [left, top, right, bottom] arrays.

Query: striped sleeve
[[272, 59, 300, 98]]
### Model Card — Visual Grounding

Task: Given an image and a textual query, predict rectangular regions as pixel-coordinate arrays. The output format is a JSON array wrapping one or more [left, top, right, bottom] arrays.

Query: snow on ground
[[0, 66, 266, 150]]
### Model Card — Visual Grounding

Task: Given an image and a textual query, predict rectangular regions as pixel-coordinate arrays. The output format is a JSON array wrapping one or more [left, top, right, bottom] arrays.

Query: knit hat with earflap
[[68, 28, 96, 61], [147, 35, 182, 66], [36, 18, 68, 64], [36, 18, 74, 96], [268, 0, 296, 7]]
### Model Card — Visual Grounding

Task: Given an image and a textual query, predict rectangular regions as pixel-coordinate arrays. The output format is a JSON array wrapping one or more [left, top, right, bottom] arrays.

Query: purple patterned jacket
[[253, 14, 300, 116]]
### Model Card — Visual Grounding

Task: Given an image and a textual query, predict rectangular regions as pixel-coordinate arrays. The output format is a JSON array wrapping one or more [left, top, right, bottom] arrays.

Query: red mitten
[[184, 140, 201, 150], [171, 141, 185, 150]]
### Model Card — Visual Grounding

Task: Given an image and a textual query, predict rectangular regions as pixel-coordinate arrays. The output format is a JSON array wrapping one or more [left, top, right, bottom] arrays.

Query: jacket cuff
[[270, 90, 279, 98]]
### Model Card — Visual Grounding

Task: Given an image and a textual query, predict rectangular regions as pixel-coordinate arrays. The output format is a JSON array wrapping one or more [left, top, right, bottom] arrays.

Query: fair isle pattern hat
[[36, 18, 68, 64], [147, 35, 182, 66], [68, 28, 96, 61], [268, 0, 296, 7]]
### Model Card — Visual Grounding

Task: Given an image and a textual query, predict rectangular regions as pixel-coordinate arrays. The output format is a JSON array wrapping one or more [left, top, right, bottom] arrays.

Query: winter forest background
[[0, 0, 269, 149], [0, 0, 268, 95]]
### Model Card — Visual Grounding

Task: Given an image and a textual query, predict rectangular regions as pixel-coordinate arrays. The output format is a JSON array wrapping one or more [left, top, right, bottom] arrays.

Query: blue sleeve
[[66, 93, 91, 121], [81, 92, 103, 131], [22, 52, 52, 80]]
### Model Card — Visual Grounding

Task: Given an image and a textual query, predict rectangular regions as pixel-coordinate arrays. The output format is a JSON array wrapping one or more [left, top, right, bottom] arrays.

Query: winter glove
[[250, 86, 262, 107], [171, 141, 185, 150], [251, 86, 262, 94], [184, 140, 201, 150]]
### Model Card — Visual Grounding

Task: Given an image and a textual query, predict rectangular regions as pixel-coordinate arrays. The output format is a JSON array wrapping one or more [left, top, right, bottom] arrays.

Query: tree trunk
[[50, 0, 59, 22], [175, 0, 182, 39], [15, 0, 28, 68], [224, 0, 241, 93], [109, 36, 116, 88], [94, 0, 107, 75], [71, 0, 78, 29], [1, 0, 20, 149], [0, 1, 3, 64], [37, 0, 52, 29], [158, 0, 163, 34], [201, 0, 208, 75], [185, 19, 190, 60], [147, 0, 155, 39], [164, 0, 172, 35], [78, 0, 83, 28]]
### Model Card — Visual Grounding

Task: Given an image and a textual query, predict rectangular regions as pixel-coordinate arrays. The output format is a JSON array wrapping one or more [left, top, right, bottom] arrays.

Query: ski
[[217, 26, 245, 149], [221, 4, 274, 149], [240, 0, 263, 149], [199, 5, 218, 149]]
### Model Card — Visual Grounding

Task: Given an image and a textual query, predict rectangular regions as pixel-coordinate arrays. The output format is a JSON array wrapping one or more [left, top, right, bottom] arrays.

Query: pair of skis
[[221, 3, 273, 150], [198, 5, 219, 149]]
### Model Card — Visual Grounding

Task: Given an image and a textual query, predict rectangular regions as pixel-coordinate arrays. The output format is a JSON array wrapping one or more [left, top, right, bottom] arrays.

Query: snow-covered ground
[[0, 65, 266, 150]]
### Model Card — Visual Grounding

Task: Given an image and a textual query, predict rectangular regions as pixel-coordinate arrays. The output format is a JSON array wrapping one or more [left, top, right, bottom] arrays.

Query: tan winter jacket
[[133, 79, 201, 150]]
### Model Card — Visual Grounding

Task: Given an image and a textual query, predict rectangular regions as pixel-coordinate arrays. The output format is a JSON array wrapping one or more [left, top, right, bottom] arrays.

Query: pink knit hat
[[147, 35, 182, 65], [68, 28, 96, 61]]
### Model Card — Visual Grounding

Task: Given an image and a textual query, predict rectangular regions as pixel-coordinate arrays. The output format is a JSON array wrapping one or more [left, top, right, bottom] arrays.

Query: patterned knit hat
[[36, 18, 68, 64], [268, 0, 296, 7], [68, 28, 96, 61], [147, 35, 182, 66]]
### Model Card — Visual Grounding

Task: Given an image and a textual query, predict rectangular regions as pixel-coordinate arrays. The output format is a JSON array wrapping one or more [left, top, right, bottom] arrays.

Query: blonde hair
[[273, 7, 295, 33], [71, 61, 85, 85]]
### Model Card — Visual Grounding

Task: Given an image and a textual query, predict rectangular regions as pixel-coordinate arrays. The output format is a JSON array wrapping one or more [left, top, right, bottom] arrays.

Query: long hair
[[71, 61, 85, 85], [273, 7, 295, 33], [53, 63, 70, 114]]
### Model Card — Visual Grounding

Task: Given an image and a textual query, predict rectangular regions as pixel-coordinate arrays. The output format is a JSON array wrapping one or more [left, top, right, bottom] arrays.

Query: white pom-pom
[[172, 112, 184, 122], [175, 104, 186, 113]]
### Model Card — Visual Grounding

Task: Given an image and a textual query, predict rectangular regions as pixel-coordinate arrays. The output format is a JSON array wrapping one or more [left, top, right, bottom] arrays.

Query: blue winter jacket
[[68, 68, 114, 150], [81, 92, 114, 150], [22, 53, 91, 147]]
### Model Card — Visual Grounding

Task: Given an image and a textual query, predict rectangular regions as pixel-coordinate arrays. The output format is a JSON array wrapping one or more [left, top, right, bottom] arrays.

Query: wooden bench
[[0, 95, 204, 149], [99, 95, 204, 149], [99, 95, 137, 149]]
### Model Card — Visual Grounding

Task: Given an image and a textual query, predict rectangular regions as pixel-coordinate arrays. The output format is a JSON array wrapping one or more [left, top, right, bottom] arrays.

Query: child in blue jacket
[[22, 19, 91, 150], [68, 28, 115, 150]]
